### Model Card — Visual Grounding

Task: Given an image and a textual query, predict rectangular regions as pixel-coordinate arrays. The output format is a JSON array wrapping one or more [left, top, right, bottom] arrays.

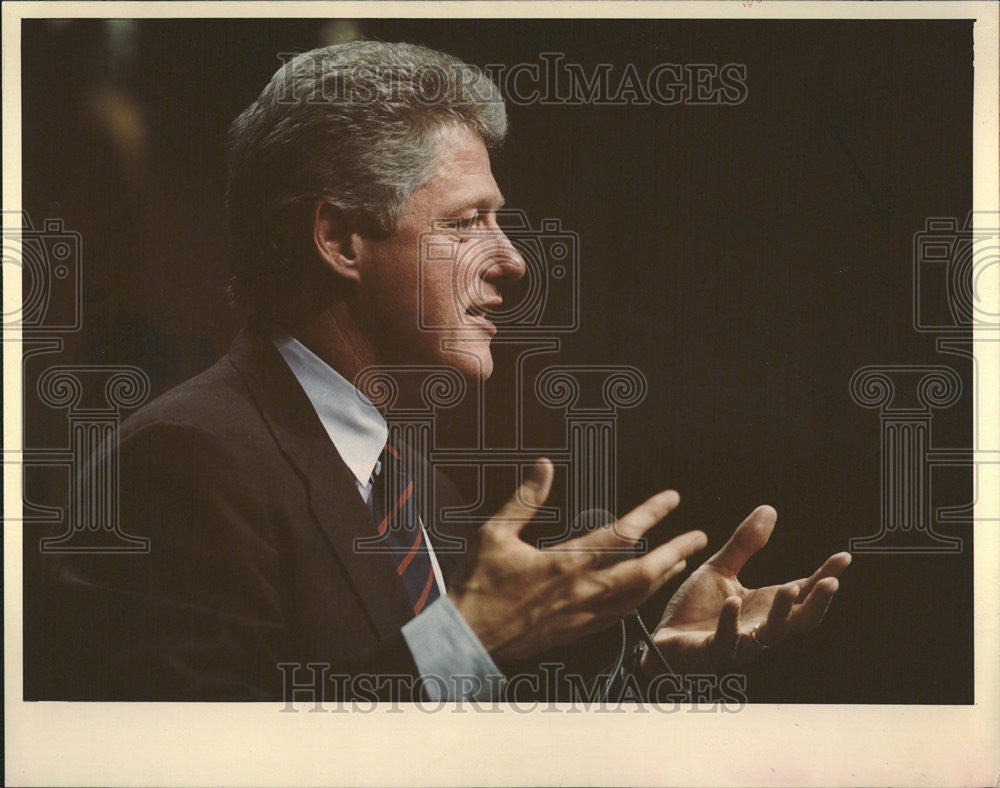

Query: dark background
[[21, 18, 974, 703]]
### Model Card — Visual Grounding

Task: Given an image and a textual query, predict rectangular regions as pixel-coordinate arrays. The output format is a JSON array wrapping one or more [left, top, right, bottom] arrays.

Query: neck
[[291, 303, 449, 412], [294, 303, 376, 396]]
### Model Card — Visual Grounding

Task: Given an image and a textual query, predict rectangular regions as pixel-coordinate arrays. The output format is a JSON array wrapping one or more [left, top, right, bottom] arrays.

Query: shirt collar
[[272, 334, 387, 487]]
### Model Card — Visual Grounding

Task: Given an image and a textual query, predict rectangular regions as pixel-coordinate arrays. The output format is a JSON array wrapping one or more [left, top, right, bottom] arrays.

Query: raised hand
[[448, 458, 709, 662], [642, 505, 851, 676]]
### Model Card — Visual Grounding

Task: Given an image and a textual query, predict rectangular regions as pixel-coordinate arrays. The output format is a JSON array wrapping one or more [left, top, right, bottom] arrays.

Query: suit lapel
[[225, 325, 414, 641]]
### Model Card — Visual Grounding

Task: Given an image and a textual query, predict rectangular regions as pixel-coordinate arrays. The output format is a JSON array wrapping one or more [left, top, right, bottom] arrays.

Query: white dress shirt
[[273, 334, 503, 700]]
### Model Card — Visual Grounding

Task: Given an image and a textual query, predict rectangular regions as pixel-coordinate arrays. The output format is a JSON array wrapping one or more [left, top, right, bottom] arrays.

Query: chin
[[449, 351, 493, 382], [434, 340, 493, 383]]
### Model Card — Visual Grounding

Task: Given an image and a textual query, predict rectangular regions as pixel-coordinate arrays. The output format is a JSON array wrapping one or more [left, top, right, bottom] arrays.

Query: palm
[[644, 506, 851, 676]]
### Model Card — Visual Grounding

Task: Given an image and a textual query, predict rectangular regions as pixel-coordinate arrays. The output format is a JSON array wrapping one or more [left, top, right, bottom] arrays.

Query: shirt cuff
[[401, 595, 506, 701]]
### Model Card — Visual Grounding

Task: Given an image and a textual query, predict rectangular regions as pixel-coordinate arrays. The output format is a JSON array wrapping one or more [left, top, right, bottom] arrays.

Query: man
[[43, 41, 850, 702]]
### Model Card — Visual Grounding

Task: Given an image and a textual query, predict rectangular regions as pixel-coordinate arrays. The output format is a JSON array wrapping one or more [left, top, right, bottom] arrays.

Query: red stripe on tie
[[397, 526, 423, 574], [376, 480, 413, 535], [384, 444, 403, 460], [412, 570, 435, 615]]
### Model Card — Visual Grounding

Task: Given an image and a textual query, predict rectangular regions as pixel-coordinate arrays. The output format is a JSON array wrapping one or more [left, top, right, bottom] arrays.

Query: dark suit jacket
[[40, 324, 470, 701]]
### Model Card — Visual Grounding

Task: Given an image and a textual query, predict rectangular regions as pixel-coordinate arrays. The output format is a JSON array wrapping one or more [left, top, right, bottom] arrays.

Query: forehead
[[412, 126, 504, 215]]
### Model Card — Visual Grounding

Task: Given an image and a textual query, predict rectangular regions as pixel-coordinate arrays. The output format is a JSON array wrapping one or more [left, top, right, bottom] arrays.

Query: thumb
[[707, 505, 777, 575]]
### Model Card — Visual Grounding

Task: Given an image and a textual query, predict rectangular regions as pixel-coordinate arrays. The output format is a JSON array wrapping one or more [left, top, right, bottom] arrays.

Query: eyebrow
[[445, 191, 506, 215]]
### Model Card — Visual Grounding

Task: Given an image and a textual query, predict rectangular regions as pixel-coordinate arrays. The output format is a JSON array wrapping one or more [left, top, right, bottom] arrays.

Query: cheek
[[373, 264, 419, 312], [420, 263, 463, 319], [454, 250, 492, 300]]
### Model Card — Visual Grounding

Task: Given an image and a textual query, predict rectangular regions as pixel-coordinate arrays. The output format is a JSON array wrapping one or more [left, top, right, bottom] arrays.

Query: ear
[[312, 200, 365, 284]]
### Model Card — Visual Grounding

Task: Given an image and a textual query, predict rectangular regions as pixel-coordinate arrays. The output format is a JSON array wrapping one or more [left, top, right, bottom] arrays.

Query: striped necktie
[[371, 443, 441, 616]]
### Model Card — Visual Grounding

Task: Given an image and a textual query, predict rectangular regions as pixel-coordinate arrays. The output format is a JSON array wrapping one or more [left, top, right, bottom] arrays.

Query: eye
[[443, 214, 479, 234]]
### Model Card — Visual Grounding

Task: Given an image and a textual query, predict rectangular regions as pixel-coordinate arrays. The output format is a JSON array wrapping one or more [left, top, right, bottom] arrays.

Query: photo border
[[4, 2, 998, 785]]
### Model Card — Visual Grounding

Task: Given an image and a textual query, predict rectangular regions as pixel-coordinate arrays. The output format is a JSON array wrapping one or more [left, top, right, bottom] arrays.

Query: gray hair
[[225, 40, 507, 323]]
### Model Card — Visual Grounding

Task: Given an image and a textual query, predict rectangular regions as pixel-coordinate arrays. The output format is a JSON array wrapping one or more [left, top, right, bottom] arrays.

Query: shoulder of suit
[[120, 353, 259, 441]]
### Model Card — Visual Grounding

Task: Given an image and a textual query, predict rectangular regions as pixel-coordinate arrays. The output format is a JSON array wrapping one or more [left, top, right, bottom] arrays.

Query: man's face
[[357, 125, 525, 380]]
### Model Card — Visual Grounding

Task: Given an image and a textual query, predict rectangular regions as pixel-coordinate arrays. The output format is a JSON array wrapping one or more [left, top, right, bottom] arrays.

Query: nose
[[481, 227, 526, 286]]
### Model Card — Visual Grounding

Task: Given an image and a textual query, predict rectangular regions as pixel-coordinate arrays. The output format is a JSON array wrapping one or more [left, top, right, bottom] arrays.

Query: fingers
[[487, 458, 554, 536], [789, 577, 839, 633], [572, 489, 682, 552], [714, 595, 742, 668], [601, 528, 708, 600], [755, 582, 799, 645], [638, 529, 709, 581], [795, 552, 852, 601], [706, 505, 777, 575]]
